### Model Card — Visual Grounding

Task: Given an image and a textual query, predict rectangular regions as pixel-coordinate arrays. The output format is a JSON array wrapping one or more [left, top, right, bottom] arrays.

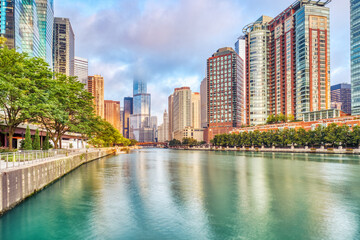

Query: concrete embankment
[[0, 149, 115, 215]]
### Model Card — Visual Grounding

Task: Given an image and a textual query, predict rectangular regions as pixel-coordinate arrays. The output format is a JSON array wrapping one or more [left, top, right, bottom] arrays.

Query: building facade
[[104, 100, 121, 132], [88, 75, 104, 118], [206, 47, 244, 140], [74, 57, 88, 89], [191, 92, 201, 129], [130, 79, 153, 142], [200, 78, 208, 128], [331, 83, 351, 114], [351, 0, 360, 115], [243, 0, 330, 125], [171, 87, 192, 139], [123, 97, 133, 139], [53, 17, 74, 76]]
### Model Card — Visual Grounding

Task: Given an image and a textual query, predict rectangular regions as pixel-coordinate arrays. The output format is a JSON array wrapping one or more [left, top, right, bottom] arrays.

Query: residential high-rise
[[36, 0, 54, 67], [130, 79, 153, 142], [104, 100, 121, 132], [88, 75, 104, 118], [200, 78, 208, 128], [351, 0, 360, 115], [74, 57, 88, 88], [244, 16, 272, 126], [206, 47, 244, 140], [123, 97, 133, 139], [331, 83, 351, 115], [120, 107, 124, 136], [172, 87, 192, 139], [244, 0, 331, 125], [191, 92, 201, 129], [163, 110, 169, 141], [235, 36, 246, 122], [168, 94, 174, 140], [53, 17, 75, 76]]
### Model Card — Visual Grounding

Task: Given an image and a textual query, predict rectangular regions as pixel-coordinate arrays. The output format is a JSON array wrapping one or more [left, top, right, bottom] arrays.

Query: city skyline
[[54, 0, 350, 122]]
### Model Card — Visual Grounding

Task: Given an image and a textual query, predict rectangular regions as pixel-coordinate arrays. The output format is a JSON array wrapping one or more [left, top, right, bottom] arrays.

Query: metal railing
[[0, 149, 86, 171]]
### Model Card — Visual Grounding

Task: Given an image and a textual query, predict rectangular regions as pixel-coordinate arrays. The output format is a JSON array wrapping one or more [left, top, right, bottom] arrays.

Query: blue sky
[[55, 0, 350, 123]]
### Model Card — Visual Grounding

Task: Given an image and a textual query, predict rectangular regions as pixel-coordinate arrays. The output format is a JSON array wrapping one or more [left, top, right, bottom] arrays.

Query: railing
[[0, 149, 87, 171]]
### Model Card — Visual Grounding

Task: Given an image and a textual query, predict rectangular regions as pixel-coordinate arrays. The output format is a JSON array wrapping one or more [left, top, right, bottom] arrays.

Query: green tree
[[0, 43, 53, 149], [169, 139, 182, 147], [24, 126, 32, 150], [266, 114, 276, 124], [43, 132, 50, 150], [36, 73, 94, 149], [33, 129, 41, 150]]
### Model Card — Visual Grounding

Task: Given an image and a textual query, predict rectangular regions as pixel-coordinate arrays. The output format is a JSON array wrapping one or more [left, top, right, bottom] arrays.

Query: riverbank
[[170, 146, 360, 155], [0, 148, 117, 215]]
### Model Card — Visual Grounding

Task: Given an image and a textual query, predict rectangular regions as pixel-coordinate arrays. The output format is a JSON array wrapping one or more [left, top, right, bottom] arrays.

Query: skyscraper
[[331, 83, 351, 115], [1, 0, 45, 60], [171, 87, 192, 139], [36, 0, 54, 67], [168, 94, 174, 140], [130, 79, 153, 142], [351, 0, 360, 115], [163, 110, 169, 142], [74, 57, 89, 88], [244, 0, 331, 125], [88, 75, 104, 118], [244, 16, 272, 126], [53, 17, 75, 76], [104, 100, 121, 132], [200, 78, 208, 128], [206, 47, 244, 140], [123, 97, 133, 139]]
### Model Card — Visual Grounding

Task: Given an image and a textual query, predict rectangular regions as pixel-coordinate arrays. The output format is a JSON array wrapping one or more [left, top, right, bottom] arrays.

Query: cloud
[[55, 0, 351, 123]]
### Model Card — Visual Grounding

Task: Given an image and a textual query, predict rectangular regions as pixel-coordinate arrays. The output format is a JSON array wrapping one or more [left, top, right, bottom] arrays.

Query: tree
[[88, 119, 129, 147], [0, 43, 53, 149], [36, 73, 94, 149], [169, 139, 182, 147], [266, 114, 276, 124], [43, 132, 50, 150], [33, 129, 41, 150], [24, 126, 32, 150]]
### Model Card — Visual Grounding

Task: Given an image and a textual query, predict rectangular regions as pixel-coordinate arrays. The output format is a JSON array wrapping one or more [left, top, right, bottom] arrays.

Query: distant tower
[[351, 0, 360, 115], [88, 75, 104, 118], [123, 97, 133, 139], [53, 17, 75, 76], [74, 57, 88, 89]]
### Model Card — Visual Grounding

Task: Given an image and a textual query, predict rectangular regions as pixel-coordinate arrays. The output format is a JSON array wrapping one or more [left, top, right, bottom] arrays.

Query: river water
[[1, 149, 360, 240]]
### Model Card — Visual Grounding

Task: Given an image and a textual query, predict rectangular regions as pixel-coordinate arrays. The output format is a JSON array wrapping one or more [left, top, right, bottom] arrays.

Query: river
[[1, 149, 360, 240]]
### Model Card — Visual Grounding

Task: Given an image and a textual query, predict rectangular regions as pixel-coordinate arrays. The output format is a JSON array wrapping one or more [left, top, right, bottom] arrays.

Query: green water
[[1, 149, 360, 240]]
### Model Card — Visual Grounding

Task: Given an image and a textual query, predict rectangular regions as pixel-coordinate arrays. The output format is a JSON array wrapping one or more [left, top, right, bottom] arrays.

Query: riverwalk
[[0, 148, 117, 215]]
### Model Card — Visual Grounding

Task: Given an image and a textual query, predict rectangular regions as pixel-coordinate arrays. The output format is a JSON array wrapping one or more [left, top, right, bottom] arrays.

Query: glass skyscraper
[[351, 0, 360, 115], [0, 0, 53, 66], [130, 79, 153, 142]]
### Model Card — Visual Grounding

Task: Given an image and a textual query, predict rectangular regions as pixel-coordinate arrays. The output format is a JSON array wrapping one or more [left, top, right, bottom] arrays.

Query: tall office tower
[[244, 1, 330, 125], [244, 16, 272, 126], [104, 100, 121, 132], [163, 110, 169, 141], [123, 97, 133, 139], [191, 92, 201, 129], [0, 0, 42, 58], [200, 78, 208, 128], [88, 75, 105, 118], [206, 47, 244, 139], [171, 87, 192, 139], [130, 79, 152, 142], [36, 0, 54, 67], [74, 57, 88, 88], [168, 94, 174, 140], [351, 0, 360, 115], [331, 83, 352, 114], [53, 17, 75, 76]]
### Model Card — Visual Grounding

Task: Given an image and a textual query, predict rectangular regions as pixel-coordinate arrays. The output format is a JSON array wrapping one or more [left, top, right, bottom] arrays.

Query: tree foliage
[[24, 126, 32, 150], [33, 129, 41, 150], [43, 132, 50, 150], [0, 41, 52, 149], [211, 124, 360, 148]]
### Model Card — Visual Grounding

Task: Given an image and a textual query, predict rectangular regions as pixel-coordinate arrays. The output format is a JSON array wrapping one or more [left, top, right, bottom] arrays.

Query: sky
[[55, 0, 350, 124]]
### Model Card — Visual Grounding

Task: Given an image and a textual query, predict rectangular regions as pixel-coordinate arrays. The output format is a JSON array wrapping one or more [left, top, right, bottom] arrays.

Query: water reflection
[[0, 149, 360, 240]]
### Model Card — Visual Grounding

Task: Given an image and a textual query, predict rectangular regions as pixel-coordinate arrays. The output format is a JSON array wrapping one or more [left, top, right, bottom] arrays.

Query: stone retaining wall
[[0, 149, 115, 215]]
